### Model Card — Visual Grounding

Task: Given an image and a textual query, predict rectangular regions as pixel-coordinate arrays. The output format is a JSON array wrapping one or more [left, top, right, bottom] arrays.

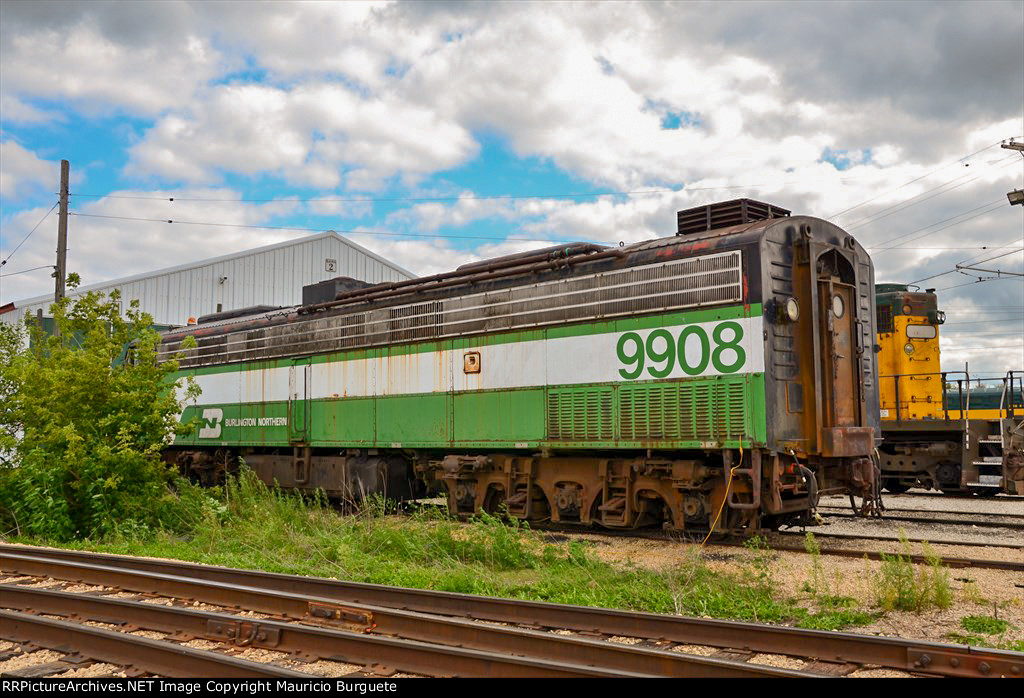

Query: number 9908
[[615, 322, 746, 380]]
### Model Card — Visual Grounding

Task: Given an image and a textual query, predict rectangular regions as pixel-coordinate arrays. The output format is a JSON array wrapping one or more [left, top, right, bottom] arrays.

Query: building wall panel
[[2, 232, 412, 328]]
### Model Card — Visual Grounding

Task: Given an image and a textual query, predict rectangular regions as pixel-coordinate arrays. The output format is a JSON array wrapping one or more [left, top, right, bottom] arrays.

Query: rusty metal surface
[[0, 608, 310, 678], [777, 529, 1024, 551], [676, 198, 791, 236], [769, 541, 1024, 571], [820, 427, 875, 457], [3, 545, 1020, 678], [0, 586, 667, 679], [0, 552, 801, 678]]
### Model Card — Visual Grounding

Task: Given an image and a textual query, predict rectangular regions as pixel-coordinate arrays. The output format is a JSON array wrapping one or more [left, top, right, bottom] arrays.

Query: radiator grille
[[547, 388, 614, 440], [619, 381, 747, 441]]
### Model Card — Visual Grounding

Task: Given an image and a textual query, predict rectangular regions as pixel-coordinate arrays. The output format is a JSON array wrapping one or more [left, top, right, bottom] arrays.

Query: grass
[[5, 469, 881, 631]]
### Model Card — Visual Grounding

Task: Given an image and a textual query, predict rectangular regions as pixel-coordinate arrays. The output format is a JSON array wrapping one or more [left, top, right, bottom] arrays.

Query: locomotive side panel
[[174, 303, 768, 451]]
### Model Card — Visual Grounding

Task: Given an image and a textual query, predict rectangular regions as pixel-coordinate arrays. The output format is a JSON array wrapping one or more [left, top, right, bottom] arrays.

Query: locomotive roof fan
[[676, 198, 791, 236]]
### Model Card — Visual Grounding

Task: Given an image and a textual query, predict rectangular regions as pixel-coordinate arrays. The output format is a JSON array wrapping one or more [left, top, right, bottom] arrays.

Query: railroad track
[[2, 545, 1021, 678], [533, 524, 1024, 571], [880, 491, 1024, 501], [815, 507, 1024, 531], [776, 528, 1024, 551], [831, 505, 1024, 521]]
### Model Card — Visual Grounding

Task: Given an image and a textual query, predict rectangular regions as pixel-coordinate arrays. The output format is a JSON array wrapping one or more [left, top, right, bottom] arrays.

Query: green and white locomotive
[[160, 199, 881, 535]]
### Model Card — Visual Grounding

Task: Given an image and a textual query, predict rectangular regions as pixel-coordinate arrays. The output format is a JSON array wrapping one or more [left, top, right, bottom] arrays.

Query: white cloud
[[0, 140, 57, 199], [127, 83, 477, 189], [0, 95, 64, 125]]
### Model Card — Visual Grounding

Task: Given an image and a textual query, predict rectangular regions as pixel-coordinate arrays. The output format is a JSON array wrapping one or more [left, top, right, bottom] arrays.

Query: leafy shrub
[[0, 284, 198, 540]]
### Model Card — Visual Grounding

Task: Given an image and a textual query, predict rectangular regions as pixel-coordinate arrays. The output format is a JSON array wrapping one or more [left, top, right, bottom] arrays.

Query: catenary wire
[[0, 264, 54, 279], [825, 139, 1013, 221], [0, 202, 58, 268], [67, 212, 596, 244]]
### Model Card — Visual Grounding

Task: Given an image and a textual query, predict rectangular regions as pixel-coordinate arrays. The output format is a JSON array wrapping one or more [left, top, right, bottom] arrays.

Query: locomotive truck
[[159, 198, 882, 535]]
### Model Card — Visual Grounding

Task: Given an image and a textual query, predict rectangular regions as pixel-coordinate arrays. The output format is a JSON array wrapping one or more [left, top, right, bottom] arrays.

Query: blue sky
[[1, 1, 1021, 372]]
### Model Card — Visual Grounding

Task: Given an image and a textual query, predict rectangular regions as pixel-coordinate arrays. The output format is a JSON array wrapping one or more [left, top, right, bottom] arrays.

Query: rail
[[3, 544, 1020, 678]]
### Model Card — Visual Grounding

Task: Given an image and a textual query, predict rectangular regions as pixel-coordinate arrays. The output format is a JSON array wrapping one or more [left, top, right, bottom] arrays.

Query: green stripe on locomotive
[[171, 303, 767, 450]]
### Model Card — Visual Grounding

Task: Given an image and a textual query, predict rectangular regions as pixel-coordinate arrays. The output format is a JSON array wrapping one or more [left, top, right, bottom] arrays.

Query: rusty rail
[[814, 509, 1024, 531], [2, 545, 1020, 678], [0, 552, 801, 678], [776, 529, 1024, 551], [0, 586, 671, 679], [0, 608, 311, 678]]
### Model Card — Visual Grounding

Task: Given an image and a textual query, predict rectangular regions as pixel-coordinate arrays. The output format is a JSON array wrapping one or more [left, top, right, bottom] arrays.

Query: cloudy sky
[[1, 0, 1021, 374]]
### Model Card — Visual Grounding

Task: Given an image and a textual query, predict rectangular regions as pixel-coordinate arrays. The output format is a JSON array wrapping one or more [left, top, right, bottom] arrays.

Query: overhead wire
[[0, 202, 59, 269], [63, 136, 1022, 210], [825, 139, 1012, 221], [868, 200, 1008, 252], [67, 212, 596, 245], [842, 155, 1018, 231], [934, 276, 1022, 292], [0, 264, 54, 279]]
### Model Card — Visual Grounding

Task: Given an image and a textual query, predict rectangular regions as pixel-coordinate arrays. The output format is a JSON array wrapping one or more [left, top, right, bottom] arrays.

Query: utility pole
[[54, 159, 69, 303], [52, 159, 69, 338], [1002, 140, 1024, 206]]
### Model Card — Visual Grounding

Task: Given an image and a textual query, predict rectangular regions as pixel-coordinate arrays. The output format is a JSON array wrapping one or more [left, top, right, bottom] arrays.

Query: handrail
[[880, 370, 1024, 421]]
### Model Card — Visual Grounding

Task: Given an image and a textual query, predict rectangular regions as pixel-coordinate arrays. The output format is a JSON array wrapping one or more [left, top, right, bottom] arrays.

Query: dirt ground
[[571, 531, 1024, 649]]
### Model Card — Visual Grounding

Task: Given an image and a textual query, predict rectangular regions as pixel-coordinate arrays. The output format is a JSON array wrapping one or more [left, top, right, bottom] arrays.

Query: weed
[[803, 532, 825, 597], [740, 535, 774, 589], [961, 615, 1011, 635], [959, 580, 987, 605], [873, 532, 952, 612], [945, 632, 986, 646]]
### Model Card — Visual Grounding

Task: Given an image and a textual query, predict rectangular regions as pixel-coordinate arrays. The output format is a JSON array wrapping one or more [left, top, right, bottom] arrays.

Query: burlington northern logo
[[198, 408, 223, 438]]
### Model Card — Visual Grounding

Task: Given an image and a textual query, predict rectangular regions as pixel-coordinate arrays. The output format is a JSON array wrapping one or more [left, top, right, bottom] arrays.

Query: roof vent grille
[[676, 198, 790, 236]]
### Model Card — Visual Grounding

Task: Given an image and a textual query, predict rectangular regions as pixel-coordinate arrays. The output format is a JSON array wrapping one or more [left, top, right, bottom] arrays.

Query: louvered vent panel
[[547, 388, 614, 440], [716, 382, 747, 439], [619, 381, 748, 441]]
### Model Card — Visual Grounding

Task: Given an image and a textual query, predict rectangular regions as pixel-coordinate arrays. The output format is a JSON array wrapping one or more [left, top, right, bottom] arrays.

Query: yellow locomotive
[[875, 284, 1023, 495]]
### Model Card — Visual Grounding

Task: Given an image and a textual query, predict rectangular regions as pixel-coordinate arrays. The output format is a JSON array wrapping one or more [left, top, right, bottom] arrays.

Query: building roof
[[1, 231, 414, 313]]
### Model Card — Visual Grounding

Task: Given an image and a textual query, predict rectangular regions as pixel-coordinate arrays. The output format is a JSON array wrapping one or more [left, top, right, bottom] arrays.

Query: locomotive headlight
[[784, 297, 800, 322], [904, 342, 914, 355]]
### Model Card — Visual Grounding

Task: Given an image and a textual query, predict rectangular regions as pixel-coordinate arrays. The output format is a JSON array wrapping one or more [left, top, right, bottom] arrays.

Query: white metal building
[[0, 232, 413, 328]]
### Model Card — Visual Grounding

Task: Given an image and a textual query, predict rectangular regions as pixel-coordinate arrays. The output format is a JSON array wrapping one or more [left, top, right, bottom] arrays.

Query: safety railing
[[999, 370, 1024, 418]]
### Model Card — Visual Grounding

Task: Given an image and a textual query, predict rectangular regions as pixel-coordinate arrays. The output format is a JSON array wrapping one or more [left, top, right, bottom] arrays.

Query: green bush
[[0, 283, 198, 540]]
